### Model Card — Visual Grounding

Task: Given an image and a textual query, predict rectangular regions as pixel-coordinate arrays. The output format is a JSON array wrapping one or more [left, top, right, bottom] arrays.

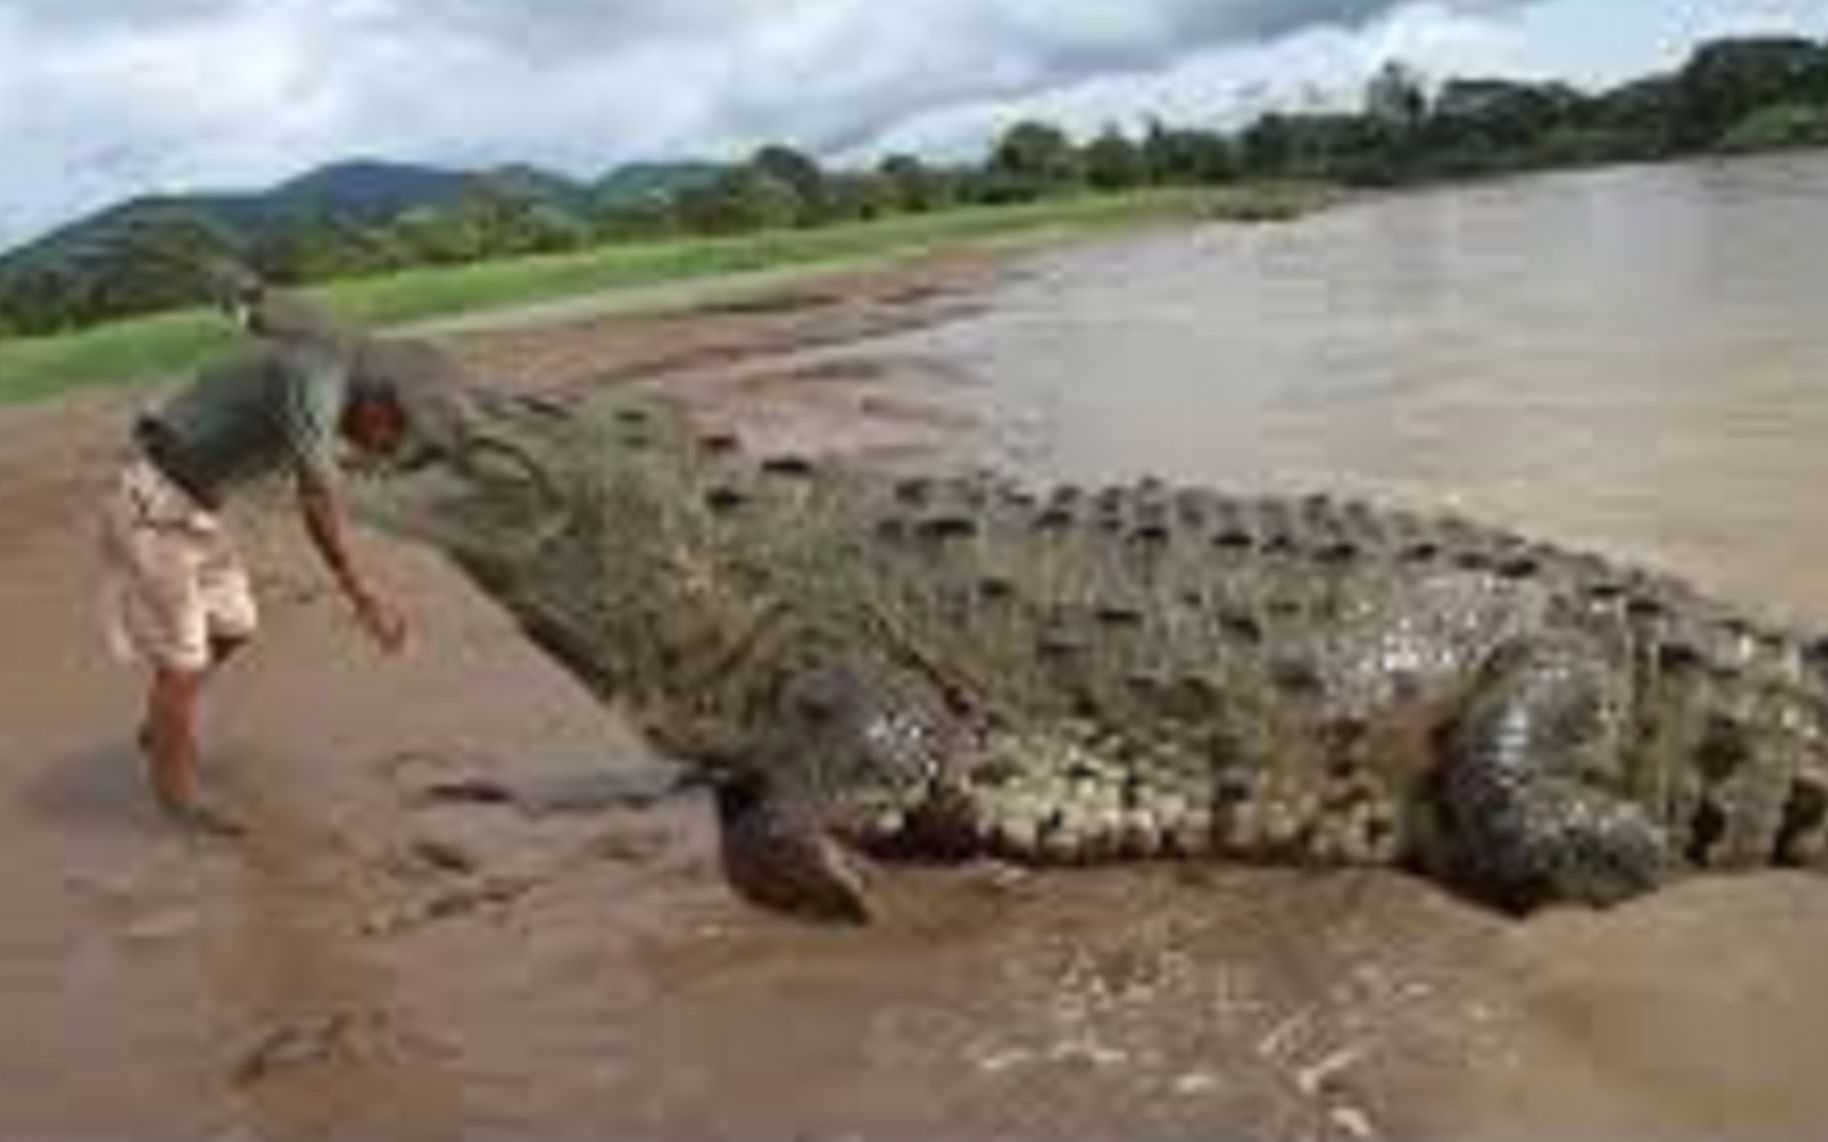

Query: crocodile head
[[349, 381, 583, 580]]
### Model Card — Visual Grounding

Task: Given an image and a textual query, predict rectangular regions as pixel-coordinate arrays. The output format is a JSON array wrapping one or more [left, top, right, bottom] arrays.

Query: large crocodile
[[356, 380, 1828, 923]]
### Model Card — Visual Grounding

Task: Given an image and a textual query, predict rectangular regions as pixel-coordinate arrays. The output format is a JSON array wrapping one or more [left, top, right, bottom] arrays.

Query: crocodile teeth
[[1153, 792, 1192, 824], [1262, 802, 1304, 846], [1226, 803, 1262, 852], [861, 810, 906, 845], [995, 815, 1041, 855], [1309, 823, 1343, 865], [1119, 810, 1162, 858], [1178, 809, 1215, 856], [1040, 826, 1081, 864]]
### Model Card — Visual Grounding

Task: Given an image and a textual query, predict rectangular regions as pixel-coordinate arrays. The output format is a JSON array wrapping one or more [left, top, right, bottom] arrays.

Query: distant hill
[[0, 159, 467, 275], [478, 163, 598, 215], [0, 153, 731, 334], [256, 159, 479, 225], [595, 160, 725, 206], [0, 156, 717, 279]]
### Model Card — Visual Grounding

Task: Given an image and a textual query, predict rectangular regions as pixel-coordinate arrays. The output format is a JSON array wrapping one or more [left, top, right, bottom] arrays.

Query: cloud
[[0, 0, 1822, 249], [852, 2, 1530, 162]]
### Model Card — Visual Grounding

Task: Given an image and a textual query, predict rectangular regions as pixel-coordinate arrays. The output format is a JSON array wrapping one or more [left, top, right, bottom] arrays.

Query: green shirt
[[145, 340, 348, 506]]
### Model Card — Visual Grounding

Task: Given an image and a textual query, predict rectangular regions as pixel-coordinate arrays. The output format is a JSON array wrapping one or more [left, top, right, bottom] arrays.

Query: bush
[[1716, 102, 1828, 151]]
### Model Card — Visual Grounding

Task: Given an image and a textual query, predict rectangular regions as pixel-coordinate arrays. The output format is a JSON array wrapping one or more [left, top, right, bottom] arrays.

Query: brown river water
[[920, 149, 1828, 625]]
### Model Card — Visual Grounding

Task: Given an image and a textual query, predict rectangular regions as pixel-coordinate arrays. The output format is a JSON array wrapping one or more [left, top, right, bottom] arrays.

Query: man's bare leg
[[140, 637, 249, 836], [144, 665, 205, 811], [137, 635, 248, 746]]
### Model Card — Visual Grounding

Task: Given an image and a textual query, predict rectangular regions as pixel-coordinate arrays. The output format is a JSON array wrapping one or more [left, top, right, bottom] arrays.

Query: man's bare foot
[[163, 799, 248, 840]]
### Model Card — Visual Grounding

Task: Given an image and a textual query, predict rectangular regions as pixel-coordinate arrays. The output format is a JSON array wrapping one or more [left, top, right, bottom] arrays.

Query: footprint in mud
[[230, 1007, 393, 1087], [352, 746, 690, 940], [204, 766, 463, 1140], [377, 746, 693, 817]]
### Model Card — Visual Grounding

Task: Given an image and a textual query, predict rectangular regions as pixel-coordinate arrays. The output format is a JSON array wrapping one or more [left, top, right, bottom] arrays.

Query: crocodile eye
[[453, 437, 558, 519], [464, 438, 533, 483]]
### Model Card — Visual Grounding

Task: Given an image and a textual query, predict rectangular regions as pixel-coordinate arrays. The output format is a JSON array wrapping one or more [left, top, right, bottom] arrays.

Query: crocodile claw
[[712, 771, 873, 924]]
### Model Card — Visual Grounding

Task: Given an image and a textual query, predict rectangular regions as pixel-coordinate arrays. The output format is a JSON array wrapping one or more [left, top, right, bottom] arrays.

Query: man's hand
[[299, 479, 408, 656], [354, 591, 408, 654]]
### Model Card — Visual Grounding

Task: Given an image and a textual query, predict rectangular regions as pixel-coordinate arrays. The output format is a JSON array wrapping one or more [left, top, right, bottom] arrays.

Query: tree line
[[4, 34, 1827, 339]]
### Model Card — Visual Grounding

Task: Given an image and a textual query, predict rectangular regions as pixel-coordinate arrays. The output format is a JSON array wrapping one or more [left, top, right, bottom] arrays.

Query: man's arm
[[298, 475, 406, 653]]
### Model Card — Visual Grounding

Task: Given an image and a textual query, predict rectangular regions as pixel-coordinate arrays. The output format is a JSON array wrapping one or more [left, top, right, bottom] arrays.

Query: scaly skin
[[357, 384, 1828, 923]]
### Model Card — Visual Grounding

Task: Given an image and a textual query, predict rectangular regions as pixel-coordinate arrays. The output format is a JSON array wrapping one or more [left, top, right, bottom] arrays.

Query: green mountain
[[479, 163, 599, 214], [594, 160, 725, 206], [0, 159, 547, 274], [0, 156, 721, 332], [0, 157, 724, 275]]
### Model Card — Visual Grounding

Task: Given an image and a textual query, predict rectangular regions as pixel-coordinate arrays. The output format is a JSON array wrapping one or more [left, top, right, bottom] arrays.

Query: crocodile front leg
[[706, 662, 946, 923], [713, 767, 873, 923], [1438, 639, 1670, 911]]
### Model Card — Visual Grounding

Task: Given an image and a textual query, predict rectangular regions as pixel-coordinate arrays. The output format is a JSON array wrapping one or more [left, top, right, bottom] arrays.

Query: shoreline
[[2, 185, 1310, 407]]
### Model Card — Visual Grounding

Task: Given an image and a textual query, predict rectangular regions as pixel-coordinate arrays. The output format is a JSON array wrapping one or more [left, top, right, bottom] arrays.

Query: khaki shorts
[[98, 458, 258, 672]]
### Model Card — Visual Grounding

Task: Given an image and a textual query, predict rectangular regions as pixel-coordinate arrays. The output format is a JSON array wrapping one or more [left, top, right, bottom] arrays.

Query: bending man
[[98, 289, 410, 834]]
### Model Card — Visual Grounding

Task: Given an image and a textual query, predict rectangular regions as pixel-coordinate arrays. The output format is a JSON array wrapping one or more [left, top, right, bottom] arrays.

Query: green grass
[[1716, 102, 1828, 153], [0, 185, 1309, 406]]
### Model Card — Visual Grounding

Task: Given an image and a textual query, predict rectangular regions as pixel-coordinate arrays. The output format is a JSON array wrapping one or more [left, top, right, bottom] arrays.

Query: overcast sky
[[2, 0, 1826, 248]]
